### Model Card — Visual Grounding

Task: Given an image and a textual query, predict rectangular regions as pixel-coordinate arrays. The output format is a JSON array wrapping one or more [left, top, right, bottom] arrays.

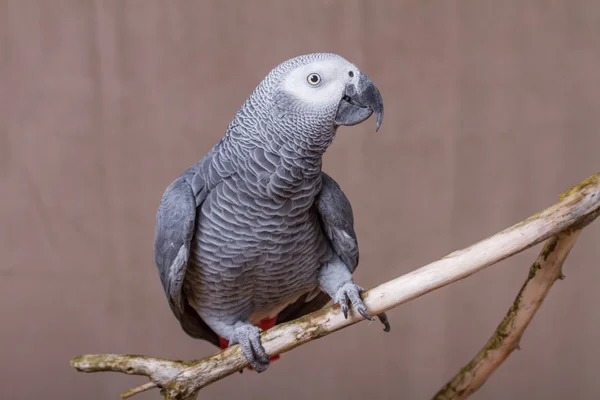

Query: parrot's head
[[241, 53, 384, 153]]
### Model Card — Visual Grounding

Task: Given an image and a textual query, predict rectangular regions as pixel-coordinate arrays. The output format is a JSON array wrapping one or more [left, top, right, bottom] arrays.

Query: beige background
[[2, 1, 600, 399]]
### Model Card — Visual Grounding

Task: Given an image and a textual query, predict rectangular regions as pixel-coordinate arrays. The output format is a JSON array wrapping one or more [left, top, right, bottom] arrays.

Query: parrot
[[154, 53, 389, 372]]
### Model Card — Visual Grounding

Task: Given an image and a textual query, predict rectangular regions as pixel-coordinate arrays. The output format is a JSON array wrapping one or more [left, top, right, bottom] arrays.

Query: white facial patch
[[282, 57, 359, 108]]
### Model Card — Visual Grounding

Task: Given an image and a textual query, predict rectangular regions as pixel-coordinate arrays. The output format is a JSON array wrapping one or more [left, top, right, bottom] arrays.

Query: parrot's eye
[[348, 71, 355, 78], [307, 73, 321, 86]]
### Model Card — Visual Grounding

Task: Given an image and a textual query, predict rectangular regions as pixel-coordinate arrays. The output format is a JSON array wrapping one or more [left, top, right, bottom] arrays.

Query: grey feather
[[315, 172, 359, 272], [276, 172, 359, 322], [153, 54, 384, 367], [154, 176, 197, 316], [154, 151, 222, 345]]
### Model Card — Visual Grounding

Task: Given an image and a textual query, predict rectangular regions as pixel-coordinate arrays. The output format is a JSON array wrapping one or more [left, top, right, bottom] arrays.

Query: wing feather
[[154, 161, 220, 346], [276, 172, 359, 324]]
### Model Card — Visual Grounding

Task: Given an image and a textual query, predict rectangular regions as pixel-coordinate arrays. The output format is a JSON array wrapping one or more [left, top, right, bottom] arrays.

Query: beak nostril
[[345, 84, 356, 97]]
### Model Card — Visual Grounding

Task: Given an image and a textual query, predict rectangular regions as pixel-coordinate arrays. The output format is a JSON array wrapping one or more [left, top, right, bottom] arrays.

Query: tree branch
[[70, 173, 600, 400], [432, 229, 582, 400]]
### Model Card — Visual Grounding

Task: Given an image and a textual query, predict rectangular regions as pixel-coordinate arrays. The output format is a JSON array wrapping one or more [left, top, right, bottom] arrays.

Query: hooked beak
[[335, 72, 384, 131]]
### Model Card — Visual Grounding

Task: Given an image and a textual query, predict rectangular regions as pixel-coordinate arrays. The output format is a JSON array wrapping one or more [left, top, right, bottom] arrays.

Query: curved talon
[[358, 307, 374, 321], [335, 282, 377, 322], [338, 294, 349, 319], [377, 312, 391, 332]]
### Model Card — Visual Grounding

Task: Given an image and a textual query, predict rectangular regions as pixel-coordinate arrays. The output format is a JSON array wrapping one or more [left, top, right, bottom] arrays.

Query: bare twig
[[121, 382, 157, 399], [70, 173, 600, 399]]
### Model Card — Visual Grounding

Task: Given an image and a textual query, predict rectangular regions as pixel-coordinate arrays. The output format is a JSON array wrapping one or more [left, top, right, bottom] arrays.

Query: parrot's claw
[[341, 302, 349, 319], [358, 307, 374, 321], [229, 325, 270, 373], [377, 312, 391, 332], [334, 283, 373, 321]]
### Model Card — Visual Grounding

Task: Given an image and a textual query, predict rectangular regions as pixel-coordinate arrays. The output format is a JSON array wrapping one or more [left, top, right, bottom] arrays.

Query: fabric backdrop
[[2, 1, 599, 399]]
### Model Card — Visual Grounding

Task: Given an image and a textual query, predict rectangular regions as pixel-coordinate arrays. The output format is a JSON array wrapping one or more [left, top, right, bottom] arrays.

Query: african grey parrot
[[154, 53, 389, 372]]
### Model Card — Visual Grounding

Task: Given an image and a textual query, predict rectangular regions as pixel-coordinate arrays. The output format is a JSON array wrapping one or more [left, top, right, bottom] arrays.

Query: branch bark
[[70, 173, 600, 400]]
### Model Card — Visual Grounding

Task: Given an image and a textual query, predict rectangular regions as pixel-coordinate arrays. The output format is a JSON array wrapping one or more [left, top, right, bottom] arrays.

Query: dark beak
[[335, 72, 384, 131]]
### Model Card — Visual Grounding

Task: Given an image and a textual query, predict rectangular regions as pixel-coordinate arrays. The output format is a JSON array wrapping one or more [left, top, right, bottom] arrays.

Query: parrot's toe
[[376, 312, 391, 332], [334, 282, 373, 321], [340, 300, 349, 319], [357, 306, 374, 321], [230, 324, 270, 372]]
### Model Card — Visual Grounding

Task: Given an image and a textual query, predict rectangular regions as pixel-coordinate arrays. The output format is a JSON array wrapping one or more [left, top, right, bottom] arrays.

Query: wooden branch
[[432, 229, 582, 400], [70, 173, 600, 400]]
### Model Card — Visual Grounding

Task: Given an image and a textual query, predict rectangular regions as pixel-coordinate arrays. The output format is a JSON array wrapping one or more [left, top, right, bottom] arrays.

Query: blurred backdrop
[[2, 1, 600, 399]]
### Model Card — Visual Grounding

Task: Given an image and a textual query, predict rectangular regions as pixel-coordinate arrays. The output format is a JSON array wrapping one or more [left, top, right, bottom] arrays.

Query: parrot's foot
[[334, 282, 373, 321], [229, 325, 270, 372]]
